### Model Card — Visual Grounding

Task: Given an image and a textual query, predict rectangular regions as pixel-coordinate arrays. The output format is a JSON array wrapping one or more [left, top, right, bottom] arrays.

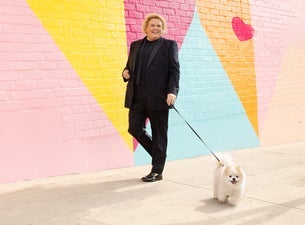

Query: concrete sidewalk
[[0, 142, 305, 225]]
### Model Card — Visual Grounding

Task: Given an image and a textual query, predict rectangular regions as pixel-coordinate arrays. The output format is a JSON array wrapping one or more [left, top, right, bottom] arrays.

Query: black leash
[[171, 105, 220, 162], [125, 73, 221, 162]]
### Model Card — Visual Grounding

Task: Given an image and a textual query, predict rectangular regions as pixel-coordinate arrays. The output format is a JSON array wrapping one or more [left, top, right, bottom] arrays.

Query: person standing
[[122, 13, 180, 182]]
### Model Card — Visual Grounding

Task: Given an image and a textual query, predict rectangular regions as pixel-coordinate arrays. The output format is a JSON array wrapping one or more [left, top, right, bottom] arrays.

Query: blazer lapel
[[146, 37, 164, 69], [131, 38, 145, 75]]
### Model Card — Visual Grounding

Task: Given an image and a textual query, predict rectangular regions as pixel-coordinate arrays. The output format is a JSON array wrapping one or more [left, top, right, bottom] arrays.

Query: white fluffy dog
[[213, 153, 246, 206]]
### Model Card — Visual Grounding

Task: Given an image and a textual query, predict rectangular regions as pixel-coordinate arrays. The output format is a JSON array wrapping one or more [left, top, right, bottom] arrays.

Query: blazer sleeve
[[122, 41, 136, 82], [167, 40, 180, 96]]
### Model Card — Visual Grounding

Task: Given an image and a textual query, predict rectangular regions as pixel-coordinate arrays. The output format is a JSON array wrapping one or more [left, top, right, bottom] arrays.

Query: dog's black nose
[[233, 178, 236, 181]]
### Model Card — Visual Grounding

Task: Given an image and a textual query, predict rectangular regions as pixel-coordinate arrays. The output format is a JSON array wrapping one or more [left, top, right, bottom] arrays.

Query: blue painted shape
[[134, 10, 259, 166]]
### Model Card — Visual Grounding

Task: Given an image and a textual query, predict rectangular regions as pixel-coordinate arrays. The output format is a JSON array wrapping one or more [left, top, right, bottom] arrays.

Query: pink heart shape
[[232, 17, 254, 41]]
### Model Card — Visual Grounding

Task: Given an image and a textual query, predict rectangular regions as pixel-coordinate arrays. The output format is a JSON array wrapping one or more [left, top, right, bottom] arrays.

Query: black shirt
[[134, 38, 158, 99]]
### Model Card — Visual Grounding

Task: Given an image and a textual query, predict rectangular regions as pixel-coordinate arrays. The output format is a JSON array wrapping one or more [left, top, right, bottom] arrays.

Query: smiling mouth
[[231, 180, 238, 184]]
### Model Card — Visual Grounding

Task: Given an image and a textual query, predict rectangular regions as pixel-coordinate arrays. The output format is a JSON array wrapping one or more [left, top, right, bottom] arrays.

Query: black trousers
[[128, 99, 169, 174]]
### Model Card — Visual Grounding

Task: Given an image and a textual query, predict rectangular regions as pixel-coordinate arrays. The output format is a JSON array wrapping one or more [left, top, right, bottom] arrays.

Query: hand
[[122, 70, 130, 80], [166, 93, 176, 106]]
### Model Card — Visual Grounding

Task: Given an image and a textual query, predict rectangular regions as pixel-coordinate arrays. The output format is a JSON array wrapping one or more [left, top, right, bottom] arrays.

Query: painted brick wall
[[0, 0, 304, 183]]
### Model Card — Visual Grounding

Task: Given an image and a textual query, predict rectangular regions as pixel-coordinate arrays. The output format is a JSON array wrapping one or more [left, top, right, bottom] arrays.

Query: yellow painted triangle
[[197, 0, 259, 135], [27, 0, 132, 148]]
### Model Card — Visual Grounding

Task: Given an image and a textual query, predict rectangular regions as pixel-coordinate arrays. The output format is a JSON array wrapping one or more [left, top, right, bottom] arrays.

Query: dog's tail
[[215, 152, 234, 167]]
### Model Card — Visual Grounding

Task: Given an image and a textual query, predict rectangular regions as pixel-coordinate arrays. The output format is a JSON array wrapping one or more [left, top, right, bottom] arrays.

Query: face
[[224, 166, 243, 184], [145, 18, 163, 41]]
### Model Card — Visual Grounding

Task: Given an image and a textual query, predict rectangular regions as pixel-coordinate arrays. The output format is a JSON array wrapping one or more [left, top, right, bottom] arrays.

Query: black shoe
[[141, 172, 163, 182]]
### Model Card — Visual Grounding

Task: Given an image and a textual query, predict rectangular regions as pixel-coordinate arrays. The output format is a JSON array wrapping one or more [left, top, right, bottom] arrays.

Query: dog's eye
[[236, 176, 239, 178], [229, 175, 232, 178]]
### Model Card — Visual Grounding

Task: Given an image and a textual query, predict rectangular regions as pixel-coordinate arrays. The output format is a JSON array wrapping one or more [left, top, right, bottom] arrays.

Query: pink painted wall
[[0, 1, 133, 183], [251, 0, 305, 145], [258, 0, 305, 145]]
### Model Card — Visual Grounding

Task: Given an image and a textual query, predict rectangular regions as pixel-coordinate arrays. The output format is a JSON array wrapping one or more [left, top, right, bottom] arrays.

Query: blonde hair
[[142, 13, 167, 35]]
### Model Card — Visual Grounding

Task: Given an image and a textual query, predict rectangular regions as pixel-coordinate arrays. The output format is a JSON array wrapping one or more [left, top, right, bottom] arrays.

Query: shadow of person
[[163, 197, 305, 225], [233, 197, 305, 225], [0, 177, 158, 224]]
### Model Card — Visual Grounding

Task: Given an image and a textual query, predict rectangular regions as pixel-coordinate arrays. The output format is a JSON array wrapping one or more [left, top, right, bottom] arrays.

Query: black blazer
[[123, 37, 180, 110]]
